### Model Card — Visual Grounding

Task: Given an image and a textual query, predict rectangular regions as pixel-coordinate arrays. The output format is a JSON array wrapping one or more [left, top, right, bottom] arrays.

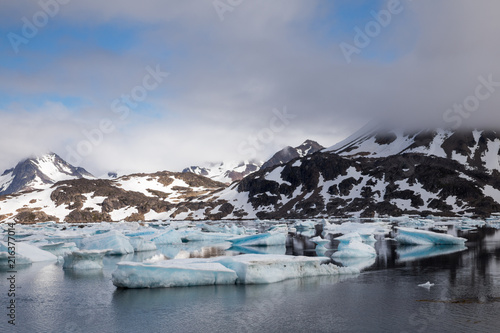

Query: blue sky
[[1, 0, 499, 175]]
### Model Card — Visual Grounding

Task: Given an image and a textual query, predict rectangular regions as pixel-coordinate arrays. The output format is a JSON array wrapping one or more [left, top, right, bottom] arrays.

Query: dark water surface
[[2, 227, 500, 333]]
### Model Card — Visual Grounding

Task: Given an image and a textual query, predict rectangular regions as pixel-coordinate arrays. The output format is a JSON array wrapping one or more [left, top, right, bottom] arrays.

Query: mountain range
[[181, 140, 324, 183], [1, 128, 500, 223]]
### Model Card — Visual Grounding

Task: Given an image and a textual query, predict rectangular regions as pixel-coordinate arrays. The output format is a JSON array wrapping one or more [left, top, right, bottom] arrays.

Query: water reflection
[[396, 245, 467, 263]]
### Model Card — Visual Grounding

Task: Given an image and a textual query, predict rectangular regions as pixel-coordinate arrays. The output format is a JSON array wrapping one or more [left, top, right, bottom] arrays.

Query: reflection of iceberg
[[181, 231, 234, 243], [228, 245, 286, 255], [332, 240, 376, 258], [333, 256, 376, 271], [112, 254, 359, 288], [395, 227, 467, 245], [63, 250, 109, 270], [228, 233, 286, 247], [81, 231, 134, 255], [396, 244, 467, 262]]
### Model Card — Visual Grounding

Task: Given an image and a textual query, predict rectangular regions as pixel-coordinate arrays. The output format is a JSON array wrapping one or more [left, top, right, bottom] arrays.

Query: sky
[[1, 0, 500, 176]]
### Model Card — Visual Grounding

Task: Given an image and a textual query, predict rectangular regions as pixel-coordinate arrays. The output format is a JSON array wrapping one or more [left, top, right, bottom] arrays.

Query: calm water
[[2, 226, 500, 333]]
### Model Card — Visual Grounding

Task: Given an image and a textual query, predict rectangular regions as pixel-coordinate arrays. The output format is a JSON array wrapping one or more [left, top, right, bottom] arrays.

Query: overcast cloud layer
[[1, 0, 500, 176]]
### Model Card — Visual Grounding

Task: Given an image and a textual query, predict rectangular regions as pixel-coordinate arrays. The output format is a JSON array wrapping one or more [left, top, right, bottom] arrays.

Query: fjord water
[[2, 227, 500, 333]]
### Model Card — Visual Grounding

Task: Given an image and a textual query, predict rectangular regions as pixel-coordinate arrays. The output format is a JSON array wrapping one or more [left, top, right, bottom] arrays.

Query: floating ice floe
[[395, 227, 467, 245], [310, 236, 330, 249], [112, 260, 238, 288], [336, 232, 363, 244], [111, 254, 359, 288], [397, 244, 467, 262], [128, 237, 157, 252], [228, 232, 286, 247], [294, 221, 317, 230], [0, 241, 58, 263], [418, 281, 434, 289], [217, 254, 358, 284], [38, 242, 78, 257], [332, 240, 377, 258], [81, 230, 134, 255], [0, 252, 31, 267], [63, 249, 110, 270], [150, 230, 183, 245]]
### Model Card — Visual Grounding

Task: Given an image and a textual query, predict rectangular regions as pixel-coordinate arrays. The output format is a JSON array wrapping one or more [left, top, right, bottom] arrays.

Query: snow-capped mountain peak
[[260, 139, 324, 170], [0, 152, 94, 196], [327, 125, 500, 173], [182, 160, 262, 184]]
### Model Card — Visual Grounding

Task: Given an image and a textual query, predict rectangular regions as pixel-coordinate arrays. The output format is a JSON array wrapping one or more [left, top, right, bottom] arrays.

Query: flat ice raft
[[112, 254, 359, 288], [395, 227, 467, 245]]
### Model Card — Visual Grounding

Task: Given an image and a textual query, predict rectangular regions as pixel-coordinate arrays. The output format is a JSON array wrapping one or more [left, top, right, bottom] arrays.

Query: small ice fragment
[[418, 281, 434, 288], [63, 249, 110, 270]]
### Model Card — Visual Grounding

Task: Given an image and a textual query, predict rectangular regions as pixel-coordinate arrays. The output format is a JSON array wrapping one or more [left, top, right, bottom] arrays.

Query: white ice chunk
[[332, 240, 376, 258], [150, 230, 183, 245], [38, 242, 77, 257], [0, 241, 57, 262], [335, 232, 363, 244], [228, 233, 286, 247], [81, 230, 134, 255], [310, 236, 330, 248], [395, 227, 467, 245], [0, 252, 31, 266], [128, 237, 157, 252], [111, 254, 359, 288], [63, 250, 109, 270], [215, 254, 359, 284], [418, 281, 434, 289], [143, 254, 168, 263], [112, 260, 238, 288]]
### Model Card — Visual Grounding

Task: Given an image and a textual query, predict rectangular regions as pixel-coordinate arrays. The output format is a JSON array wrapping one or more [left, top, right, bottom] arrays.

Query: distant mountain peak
[[0, 152, 94, 196], [261, 139, 324, 170], [182, 160, 261, 184]]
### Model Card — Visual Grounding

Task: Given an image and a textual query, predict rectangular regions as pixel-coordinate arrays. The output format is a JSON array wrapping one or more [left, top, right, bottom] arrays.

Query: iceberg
[[0, 252, 31, 267], [112, 260, 238, 288], [0, 241, 57, 263], [395, 227, 467, 245], [128, 237, 157, 252], [38, 242, 78, 257], [216, 254, 358, 285], [63, 250, 109, 270], [310, 236, 330, 249], [228, 233, 286, 247], [335, 232, 363, 244], [111, 254, 359, 288], [81, 230, 134, 255], [150, 230, 183, 245], [332, 240, 376, 258]]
